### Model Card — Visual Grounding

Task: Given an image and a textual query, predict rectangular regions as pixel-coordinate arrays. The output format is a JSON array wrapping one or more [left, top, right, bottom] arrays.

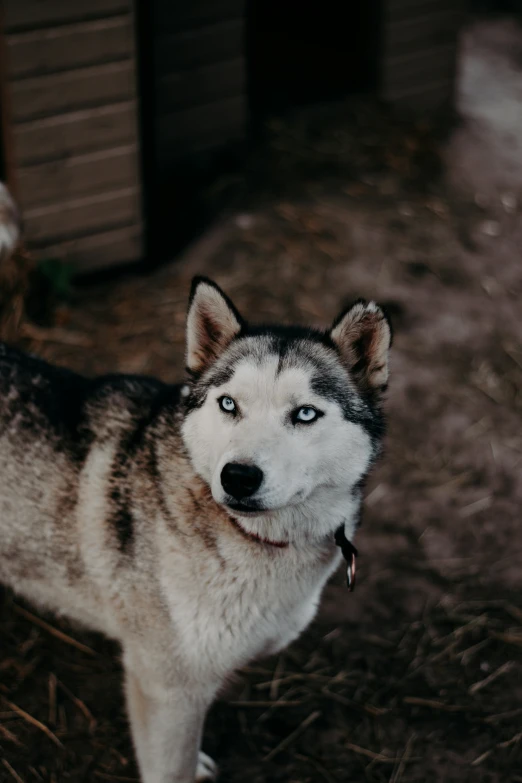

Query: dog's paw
[[196, 751, 218, 782]]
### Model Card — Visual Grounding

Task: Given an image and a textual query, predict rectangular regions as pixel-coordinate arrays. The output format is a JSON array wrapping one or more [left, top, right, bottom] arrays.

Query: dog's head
[[181, 277, 391, 544]]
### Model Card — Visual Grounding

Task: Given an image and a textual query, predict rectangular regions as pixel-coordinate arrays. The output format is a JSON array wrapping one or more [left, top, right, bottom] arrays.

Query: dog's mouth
[[225, 500, 267, 517]]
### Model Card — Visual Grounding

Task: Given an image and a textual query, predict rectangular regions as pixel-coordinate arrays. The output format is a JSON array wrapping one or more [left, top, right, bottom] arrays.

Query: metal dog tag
[[345, 549, 356, 591], [334, 525, 358, 591]]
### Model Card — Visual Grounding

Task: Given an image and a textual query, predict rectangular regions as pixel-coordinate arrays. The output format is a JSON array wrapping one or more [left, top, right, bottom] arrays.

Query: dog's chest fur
[[156, 529, 340, 673], [0, 344, 340, 677]]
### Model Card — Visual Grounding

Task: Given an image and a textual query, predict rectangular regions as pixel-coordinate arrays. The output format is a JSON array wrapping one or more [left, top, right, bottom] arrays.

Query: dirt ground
[[2, 15, 522, 783]]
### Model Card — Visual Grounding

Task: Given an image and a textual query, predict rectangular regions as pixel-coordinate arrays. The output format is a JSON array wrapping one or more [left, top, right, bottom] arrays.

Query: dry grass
[[1, 592, 520, 782]]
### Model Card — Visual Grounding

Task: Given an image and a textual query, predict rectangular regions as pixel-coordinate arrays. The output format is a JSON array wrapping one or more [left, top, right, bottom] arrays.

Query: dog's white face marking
[[182, 349, 377, 542], [184, 353, 372, 512]]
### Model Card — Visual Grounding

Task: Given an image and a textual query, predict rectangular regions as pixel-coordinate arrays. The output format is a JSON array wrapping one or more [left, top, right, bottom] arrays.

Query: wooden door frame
[[0, 0, 17, 194], [133, 0, 156, 265]]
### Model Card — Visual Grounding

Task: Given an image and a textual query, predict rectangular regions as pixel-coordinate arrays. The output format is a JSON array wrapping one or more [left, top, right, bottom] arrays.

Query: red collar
[[229, 516, 289, 548], [227, 511, 358, 584]]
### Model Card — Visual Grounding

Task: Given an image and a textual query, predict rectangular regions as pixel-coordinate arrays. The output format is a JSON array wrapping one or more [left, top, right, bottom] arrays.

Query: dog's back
[[0, 343, 176, 628], [0, 344, 88, 610]]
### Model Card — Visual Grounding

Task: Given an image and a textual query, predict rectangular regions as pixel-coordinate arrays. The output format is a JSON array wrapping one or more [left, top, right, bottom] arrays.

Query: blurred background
[[1, 1, 522, 781]]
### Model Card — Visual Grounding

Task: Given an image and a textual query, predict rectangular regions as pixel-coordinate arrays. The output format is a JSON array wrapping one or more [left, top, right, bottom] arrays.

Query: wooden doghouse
[[0, 0, 144, 274], [0, 0, 463, 273]]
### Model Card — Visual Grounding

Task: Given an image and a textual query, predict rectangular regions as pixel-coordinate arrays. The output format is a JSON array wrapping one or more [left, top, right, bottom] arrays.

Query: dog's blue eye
[[219, 396, 236, 414], [293, 406, 321, 424]]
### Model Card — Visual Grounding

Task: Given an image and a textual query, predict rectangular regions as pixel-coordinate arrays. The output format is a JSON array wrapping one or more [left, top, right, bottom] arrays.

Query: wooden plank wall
[[2, 0, 143, 272], [383, 0, 464, 110], [153, 0, 247, 171], [0, 4, 17, 188]]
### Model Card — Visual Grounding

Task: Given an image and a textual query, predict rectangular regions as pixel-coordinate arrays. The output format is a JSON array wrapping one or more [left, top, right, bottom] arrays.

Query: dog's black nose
[[221, 462, 263, 499]]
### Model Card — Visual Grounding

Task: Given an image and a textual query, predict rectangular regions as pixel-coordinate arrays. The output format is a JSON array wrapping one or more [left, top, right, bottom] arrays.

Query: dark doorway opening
[[134, 0, 247, 266], [136, 0, 385, 265], [247, 0, 383, 126]]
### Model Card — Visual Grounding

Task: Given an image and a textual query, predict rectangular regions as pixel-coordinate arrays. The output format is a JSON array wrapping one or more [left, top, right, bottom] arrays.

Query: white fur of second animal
[[0, 183, 20, 262]]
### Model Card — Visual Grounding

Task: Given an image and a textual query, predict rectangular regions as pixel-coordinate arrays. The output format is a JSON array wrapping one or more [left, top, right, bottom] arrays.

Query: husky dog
[[0, 186, 391, 783]]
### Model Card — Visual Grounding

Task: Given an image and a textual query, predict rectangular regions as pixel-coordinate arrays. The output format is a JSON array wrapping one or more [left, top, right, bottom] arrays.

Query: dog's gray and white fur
[[0, 185, 391, 783]]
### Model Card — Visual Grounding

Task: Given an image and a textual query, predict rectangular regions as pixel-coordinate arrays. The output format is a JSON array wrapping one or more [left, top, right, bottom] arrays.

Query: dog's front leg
[[125, 664, 217, 783]]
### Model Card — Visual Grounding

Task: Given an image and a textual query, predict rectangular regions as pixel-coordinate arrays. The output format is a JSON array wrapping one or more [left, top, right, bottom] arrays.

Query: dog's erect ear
[[330, 300, 391, 394], [186, 277, 243, 375]]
